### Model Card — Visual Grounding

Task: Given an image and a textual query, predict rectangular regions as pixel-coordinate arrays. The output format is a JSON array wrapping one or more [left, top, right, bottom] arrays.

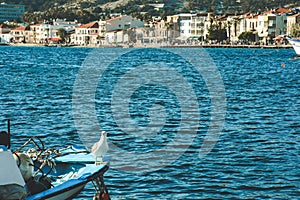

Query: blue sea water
[[0, 46, 299, 199]]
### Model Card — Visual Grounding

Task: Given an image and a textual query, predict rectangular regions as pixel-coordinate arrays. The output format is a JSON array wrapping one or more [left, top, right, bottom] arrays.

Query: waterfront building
[[166, 15, 180, 44], [275, 14, 288, 36], [98, 20, 106, 43], [108, 30, 128, 45], [0, 2, 25, 22], [190, 13, 208, 41], [257, 14, 276, 42], [3, 7, 298, 46], [28, 24, 40, 43], [105, 28, 140, 46], [10, 26, 23, 43], [175, 13, 193, 40], [143, 20, 168, 45], [105, 15, 145, 32], [23, 19, 80, 44], [287, 13, 300, 36], [169, 13, 209, 43], [0, 23, 11, 43], [226, 15, 242, 42], [9, 24, 38, 44], [246, 14, 259, 32], [238, 13, 248, 34], [105, 30, 117, 45], [134, 27, 144, 46], [10, 26, 30, 43], [257, 8, 290, 43], [72, 21, 99, 46], [139, 24, 159, 45]]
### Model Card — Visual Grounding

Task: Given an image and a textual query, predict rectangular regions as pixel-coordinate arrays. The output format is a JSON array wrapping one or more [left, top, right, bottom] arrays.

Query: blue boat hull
[[25, 147, 109, 200]]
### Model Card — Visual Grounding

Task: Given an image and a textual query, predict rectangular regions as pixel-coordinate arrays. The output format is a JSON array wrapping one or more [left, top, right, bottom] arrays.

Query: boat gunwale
[[26, 163, 109, 199]]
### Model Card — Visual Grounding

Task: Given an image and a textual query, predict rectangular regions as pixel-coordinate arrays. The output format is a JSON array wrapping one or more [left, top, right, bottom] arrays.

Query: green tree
[[290, 23, 300, 37], [57, 28, 68, 43], [208, 24, 227, 42], [127, 28, 137, 43], [238, 31, 256, 42]]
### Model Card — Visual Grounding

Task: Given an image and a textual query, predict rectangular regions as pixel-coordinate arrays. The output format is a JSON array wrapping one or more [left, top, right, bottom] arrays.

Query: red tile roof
[[106, 16, 122, 22], [12, 26, 26, 31], [48, 38, 61, 41], [76, 22, 98, 28], [276, 8, 290, 14], [263, 8, 290, 15], [246, 14, 258, 19]]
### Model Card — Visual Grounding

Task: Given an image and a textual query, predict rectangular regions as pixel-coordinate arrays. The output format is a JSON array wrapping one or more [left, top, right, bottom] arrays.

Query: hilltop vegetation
[[6, 0, 300, 23]]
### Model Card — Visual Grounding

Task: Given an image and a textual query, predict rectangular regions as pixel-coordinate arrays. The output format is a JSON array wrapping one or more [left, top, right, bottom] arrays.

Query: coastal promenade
[[160, 44, 293, 49], [5, 42, 293, 49]]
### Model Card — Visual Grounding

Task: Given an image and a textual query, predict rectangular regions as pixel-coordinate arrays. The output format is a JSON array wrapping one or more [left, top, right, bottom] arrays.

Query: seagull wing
[[91, 141, 100, 154]]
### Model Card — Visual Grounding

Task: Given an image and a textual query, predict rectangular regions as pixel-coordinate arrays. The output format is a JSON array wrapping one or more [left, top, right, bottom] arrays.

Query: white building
[[166, 15, 180, 43], [98, 20, 106, 38], [106, 15, 145, 32], [30, 19, 80, 44], [226, 15, 241, 42], [175, 13, 209, 41], [10, 26, 28, 43], [177, 13, 192, 40], [190, 13, 208, 40], [257, 8, 290, 42], [287, 13, 300, 36], [257, 14, 276, 41], [142, 20, 168, 45], [72, 21, 99, 46], [0, 24, 11, 43]]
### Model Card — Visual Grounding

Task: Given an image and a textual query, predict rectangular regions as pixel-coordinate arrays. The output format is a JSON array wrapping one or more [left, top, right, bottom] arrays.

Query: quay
[[160, 44, 293, 49], [3, 43, 293, 49]]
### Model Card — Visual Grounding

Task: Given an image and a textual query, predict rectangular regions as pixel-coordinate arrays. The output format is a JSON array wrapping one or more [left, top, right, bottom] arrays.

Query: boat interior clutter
[[0, 124, 110, 200]]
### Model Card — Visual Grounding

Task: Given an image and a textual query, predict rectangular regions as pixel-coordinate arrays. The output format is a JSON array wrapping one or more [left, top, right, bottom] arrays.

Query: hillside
[[5, 0, 300, 23]]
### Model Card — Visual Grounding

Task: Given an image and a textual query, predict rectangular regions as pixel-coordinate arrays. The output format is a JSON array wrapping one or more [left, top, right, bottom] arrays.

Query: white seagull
[[91, 131, 109, 164]]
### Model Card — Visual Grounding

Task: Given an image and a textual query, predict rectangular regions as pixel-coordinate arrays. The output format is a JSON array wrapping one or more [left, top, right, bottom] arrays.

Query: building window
[[268, 20, 273, 26]]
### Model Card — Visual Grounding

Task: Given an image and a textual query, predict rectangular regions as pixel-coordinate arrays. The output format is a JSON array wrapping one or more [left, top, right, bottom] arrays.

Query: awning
[[274, 35, 286, 40], [48, 38, 61, 41], [175, 35, 189, 41]]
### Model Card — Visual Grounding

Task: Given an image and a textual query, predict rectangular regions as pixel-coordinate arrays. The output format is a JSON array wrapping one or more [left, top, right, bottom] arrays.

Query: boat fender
[[26, 175, 52, 195]]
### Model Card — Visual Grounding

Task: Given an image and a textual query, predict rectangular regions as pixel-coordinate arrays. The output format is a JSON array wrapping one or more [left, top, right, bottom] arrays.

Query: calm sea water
[[0, 46, 299, 199]]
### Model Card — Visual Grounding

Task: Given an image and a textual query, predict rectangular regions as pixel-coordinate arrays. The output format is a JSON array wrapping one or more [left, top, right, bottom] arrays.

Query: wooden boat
[[0, 134, 110, 200]]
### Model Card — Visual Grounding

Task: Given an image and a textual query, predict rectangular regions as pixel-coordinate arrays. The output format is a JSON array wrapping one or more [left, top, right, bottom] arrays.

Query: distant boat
[[286, 37, 300, 56], [0, 42, 9, 46]]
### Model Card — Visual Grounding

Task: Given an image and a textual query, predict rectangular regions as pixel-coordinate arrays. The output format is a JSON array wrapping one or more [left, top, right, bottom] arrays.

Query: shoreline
[[4, 43, 293, 49], [161, 44, 292, 49]]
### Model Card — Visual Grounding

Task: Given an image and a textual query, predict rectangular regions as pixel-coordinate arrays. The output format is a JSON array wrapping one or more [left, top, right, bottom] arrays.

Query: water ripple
[[0, 47, 299, 199]]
